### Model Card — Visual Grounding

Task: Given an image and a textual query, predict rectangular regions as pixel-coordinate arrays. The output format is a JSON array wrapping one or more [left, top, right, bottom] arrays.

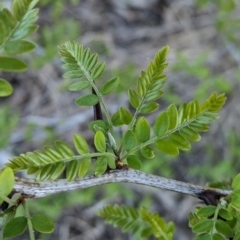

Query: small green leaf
[[153, 112, 169, 137], [193, 233, 211, 240], [38, 164, 53, 181], [231, 192, 240, 208], [127, 155, 142, 170], [189, 121, 209, 132], [94, 131, 106, 152], [139, 102, 159, 114], [89, 120, 110, 132], [0, 57, 27, 72], [119, 107, 133, 125], [73, 134, 89, 154], [135, 117, 150, 143], [91, 62, 106, 80], [4, 40, 35, 54], [64, 70, 83, 79], [192, 219, 214, 233], [123, 130, 136, 152], [95, 156, 108, 176], [75, 94, 99, 106], [212, 233, 225, 240], [218, 209, 233, 220], [167, 104, 178, 130], [0, 78, 13, 97], [32, 214, 55, 233], [232, 173, 240, 190], [179, 127, 201, 142], [66, 160, 79, 181], [145, 90, 163, 101], [44, 146, 62, 161], [0, 167, 15, 204], [197, 206, 216, 218], [13, 0, 38, 20], [215, 219, 233, 237], [107, 156, 116, 169], [3, 216, 27, 238], [100, 77, 119, 95], [140, 146, 155, 159], [78, 157, 91, 178], [155, 139, 179, 155], [68, 81, 90, 91], [49, 162, 65, 180], [111, 110, 123, 127], [169, 133, 191, 151], [128, 89, 140, 108], [55, 141, 74, 158]]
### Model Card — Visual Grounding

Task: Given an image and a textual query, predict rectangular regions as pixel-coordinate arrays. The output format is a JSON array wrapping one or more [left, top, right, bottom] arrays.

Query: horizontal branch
[[14, 170, 231, 203]]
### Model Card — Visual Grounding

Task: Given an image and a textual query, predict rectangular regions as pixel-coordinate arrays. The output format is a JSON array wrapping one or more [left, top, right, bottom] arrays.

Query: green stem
[[81, 67, 113, 133], [23, 201, 35, 240], [0, 192, 15, 205]]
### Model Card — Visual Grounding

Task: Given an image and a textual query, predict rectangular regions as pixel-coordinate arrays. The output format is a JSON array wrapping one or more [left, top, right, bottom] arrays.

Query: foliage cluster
[[0, 1, 240, 240]]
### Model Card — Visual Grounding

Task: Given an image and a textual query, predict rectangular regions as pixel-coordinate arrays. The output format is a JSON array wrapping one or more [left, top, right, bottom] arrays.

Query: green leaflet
[[73, 134, 89, 154], [37, 164, 54, 181], [78, 157, 91, 178], [0, 167, 15, 204], [66, 160, 79, 181], [169, 133, 191, 151], [128, 88, 141, 108], [44, 146, 62, 161], [119, 107, 133, 125], [4, 40, 35, 54], [107, 156, 116, 169], [167, 104, 178, 130], [123, 130, 136, 152], [3, 216, 27, 238], [48, 162, 65, 180], [153, 111, 169, 137], [100, 77, 120, 95], [192, 219, 214, 233], [94, 131, 106, 152], [215, 220, 233, 237], [55, 141, 74, 158], [232, 173, 240, 190], [91, 62, 105, 80], [197, 206, 216, 218], [231, 192, 240, 209], [140, 146, 155, 159], [75, 94, 99, 106], [145, 90, 163, 101], [0, 57, 27, 71], [127, 155, 142, 170], [155, 139, 179, 156], [135, 117, 150, 143], [32, 213, 55, 233], [139, 102, 159, 114], [64, 70, 84, 79], [89, 120, 110, 132], [0, 78, 13, 97], [180, 127, 201, 142], [95, 156, 108, 176], [218, 209, 233, 221], [111, 110, 123, 126], [13, 0, 39, 21]]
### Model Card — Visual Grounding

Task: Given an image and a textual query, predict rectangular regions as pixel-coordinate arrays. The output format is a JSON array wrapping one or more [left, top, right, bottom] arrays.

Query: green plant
[[1, 1, 240, 240], [0, 0, 38, 97]]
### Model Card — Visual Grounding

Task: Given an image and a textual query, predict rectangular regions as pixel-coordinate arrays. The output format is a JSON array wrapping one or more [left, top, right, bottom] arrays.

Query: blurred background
[[0, 0, 240, 239]]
